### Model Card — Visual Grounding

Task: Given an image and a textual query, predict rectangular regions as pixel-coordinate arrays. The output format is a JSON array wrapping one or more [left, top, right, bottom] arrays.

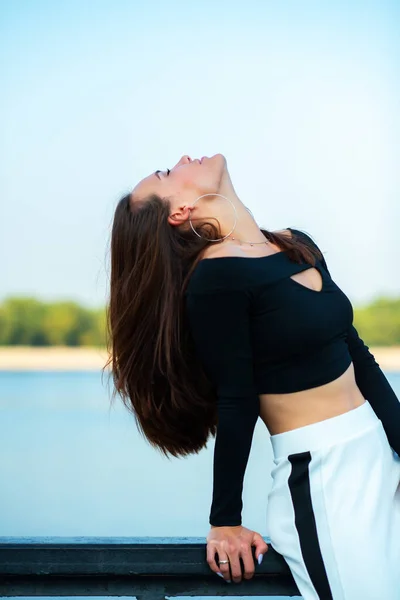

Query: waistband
[[270, 400, 379, 459]]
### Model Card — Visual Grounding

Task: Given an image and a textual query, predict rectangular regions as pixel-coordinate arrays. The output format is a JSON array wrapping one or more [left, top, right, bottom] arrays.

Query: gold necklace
[[228, 235, 270, 247]]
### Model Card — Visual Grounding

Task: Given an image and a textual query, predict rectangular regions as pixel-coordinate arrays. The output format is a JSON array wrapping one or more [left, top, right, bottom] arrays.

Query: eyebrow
[[154, 170, 162, 180]]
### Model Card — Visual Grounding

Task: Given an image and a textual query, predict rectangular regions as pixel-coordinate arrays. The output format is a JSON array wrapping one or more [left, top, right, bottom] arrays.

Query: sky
[[1, 0, 399, 309]]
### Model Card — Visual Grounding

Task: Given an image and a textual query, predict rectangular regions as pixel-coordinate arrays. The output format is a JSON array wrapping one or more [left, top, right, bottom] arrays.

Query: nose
[[173, 155, 191, 169]]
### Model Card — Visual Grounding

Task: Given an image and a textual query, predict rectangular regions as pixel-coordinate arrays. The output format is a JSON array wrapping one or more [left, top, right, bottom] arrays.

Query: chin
[[209, 153, 227, 173]]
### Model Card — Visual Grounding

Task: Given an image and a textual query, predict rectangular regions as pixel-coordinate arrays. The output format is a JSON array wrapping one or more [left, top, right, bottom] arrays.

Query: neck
[[217, 178, 267, 245]]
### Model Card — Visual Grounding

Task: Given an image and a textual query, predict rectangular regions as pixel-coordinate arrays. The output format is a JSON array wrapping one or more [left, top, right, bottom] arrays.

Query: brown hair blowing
[[103, 192, 324, 459]]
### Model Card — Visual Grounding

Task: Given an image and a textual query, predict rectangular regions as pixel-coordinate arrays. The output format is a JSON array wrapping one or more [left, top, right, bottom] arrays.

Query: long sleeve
[[345, 324, 400, 455], [185, 285, 259, 527], [295, 229, 400, 456]]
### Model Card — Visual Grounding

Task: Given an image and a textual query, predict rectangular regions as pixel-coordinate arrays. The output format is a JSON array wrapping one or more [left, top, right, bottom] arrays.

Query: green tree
[[0, 294, 399, 348]]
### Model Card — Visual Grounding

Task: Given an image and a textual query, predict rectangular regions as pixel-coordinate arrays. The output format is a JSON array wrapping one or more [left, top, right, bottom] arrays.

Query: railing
[[0, 536, 299, 597]]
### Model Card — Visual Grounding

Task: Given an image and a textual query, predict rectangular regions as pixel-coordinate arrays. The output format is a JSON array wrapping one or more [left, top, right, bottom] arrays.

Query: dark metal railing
[[0, 536, 299, 597]]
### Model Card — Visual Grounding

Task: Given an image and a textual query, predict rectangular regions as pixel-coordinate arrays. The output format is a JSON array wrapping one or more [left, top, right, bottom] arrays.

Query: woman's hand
[[206, 524, 269, 584]]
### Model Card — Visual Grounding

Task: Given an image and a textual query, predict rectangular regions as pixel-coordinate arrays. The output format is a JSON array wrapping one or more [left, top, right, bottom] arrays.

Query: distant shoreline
[[0, 345, 400, 372], [0, 347, 110, 371]]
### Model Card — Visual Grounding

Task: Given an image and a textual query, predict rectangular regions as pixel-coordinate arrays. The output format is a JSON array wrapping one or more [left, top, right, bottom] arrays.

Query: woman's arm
[[294, 229, 400, 455], [185, 284, 259, 527]]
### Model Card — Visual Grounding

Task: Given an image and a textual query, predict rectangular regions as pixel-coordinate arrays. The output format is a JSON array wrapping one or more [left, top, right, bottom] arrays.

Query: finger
[[251, 533, 269, 563], [206, 544, 221, 574], [240, 546, 255, 580], [227, 552, 242, 584], [216, 552, 231, 581]]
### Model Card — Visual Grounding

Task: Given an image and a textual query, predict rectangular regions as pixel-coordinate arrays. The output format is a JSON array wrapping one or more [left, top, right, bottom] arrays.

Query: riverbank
[[0, 347, 109, 371], [0, 345, 400, 372]]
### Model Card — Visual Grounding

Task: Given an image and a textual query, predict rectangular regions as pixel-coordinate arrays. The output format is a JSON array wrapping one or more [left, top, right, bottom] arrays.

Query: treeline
[[0, 295, 399, 347], [0, 297, 106, 346], [351, 296, 400, 346]]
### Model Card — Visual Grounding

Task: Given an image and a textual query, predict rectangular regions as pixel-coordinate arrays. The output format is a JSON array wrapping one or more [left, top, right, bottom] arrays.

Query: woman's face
[[131, 153, 228, 227]]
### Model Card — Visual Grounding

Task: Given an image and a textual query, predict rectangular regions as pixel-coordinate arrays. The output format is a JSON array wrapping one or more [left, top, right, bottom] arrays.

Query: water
[[1, 370, 399, 599]]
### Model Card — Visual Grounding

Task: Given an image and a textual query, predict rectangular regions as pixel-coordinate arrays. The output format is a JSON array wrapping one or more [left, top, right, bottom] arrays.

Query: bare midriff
[[258, 362, 366, 434]]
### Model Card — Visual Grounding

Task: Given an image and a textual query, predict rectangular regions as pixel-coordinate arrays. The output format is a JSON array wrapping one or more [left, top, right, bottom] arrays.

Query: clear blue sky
[[1, 0, 399, 308]]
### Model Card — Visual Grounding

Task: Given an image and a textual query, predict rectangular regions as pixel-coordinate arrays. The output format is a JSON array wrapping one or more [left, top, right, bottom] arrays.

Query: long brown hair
[[103, 192, 323, 458]]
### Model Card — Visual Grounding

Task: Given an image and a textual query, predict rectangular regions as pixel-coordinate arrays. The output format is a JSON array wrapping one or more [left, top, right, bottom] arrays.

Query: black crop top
[[184, 228, 400, 527]]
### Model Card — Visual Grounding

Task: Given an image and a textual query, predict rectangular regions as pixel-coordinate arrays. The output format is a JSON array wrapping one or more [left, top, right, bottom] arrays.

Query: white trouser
[[266, 400, 400, 599]]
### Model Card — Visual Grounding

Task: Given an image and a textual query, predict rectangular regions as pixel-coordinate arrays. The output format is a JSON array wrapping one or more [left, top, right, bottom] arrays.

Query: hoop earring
[[188, 193, 238, 242]]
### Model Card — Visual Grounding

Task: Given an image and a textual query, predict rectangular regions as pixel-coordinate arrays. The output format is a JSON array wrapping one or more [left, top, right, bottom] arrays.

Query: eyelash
[[166, 168, 170, 175]]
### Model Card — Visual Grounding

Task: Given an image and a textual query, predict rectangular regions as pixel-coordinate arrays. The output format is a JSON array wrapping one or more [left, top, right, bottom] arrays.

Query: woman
[[105, 153, 400, 600]]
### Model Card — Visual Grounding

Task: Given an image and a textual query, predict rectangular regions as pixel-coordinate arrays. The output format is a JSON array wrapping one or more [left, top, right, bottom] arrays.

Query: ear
[[167, 205, 192, 227]]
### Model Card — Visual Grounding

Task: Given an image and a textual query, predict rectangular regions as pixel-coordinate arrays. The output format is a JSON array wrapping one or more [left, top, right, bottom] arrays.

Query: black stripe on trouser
[[288, 451, 333, 600]]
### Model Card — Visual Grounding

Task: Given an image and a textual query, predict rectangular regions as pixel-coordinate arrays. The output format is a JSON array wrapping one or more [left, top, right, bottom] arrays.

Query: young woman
[[106, 154, 400, 600]]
